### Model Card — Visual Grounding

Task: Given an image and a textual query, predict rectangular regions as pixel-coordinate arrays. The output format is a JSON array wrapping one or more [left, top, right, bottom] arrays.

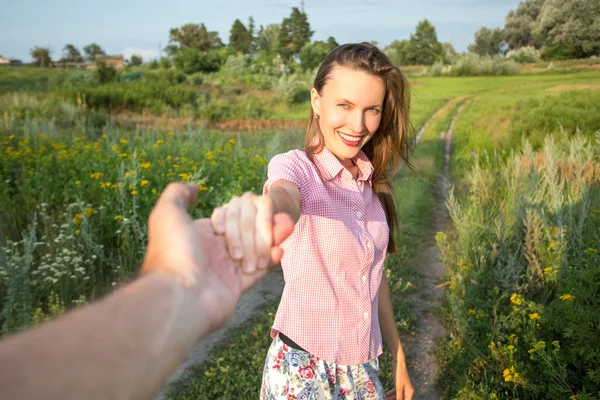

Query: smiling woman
[[210, 42, 415, 400]]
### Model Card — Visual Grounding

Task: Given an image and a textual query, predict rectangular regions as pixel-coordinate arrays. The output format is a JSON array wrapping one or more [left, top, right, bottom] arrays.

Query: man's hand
[[141, 183, 294, 336]]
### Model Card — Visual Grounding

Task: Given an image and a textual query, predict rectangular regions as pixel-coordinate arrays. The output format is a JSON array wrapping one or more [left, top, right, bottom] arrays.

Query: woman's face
[[311, 66, 385, 169]]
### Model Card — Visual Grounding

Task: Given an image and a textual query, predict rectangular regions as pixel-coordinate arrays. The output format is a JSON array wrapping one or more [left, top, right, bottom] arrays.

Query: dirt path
[[402, 103, 464, 399]]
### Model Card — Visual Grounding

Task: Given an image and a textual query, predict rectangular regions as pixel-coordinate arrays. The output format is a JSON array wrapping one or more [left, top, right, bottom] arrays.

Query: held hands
[[210, 192, 277, 274], [141, 183, 294, 334]]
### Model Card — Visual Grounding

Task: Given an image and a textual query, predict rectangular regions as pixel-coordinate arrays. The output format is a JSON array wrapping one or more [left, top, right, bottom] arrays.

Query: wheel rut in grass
[[156, 103, 456, 400], [403, 103, 465, 399]]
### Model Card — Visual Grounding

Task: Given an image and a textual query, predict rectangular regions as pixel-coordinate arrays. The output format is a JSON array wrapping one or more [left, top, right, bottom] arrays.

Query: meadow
[[1, 64, 599, 399]]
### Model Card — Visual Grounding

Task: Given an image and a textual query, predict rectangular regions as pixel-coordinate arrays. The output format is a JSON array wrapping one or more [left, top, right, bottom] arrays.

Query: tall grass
[[437, 132, 600, 399]]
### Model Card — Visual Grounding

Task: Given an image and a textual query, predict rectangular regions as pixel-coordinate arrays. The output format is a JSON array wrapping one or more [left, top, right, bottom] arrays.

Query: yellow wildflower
[[120, 138, 129, 145], [75, 180, 81, 185], [205, 151, 214, 160], [510, 293, 523, 305], [167, 155, 173, 161], [75, 229, 81, 235], [114, 215, 123, 221], [178, 173, 191, 181], [543, 267, 552, 275], [140, 180, 150, 187], [90, 172, 104, 180], [118, 153, 129, 159], [73, 213, 83, 225], [529, 313, 540, 320], [468, 309, 477, 316], [140, 161, 151, 169], [560, 294, 575, 302], [198, 184, 208, 191], [503, 366, 519, 382], [229, 139, 236, 145], [85, 207, 96, 217], [131, 190, 139, 196], [155, 139, 165, 145]]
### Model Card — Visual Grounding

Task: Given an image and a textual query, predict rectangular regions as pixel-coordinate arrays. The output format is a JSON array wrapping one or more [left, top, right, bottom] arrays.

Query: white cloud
[[123, 47, 160, 62]]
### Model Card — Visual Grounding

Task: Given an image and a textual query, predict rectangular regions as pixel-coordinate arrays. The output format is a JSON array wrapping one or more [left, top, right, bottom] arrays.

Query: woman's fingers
[[210, 206, 226, 234], [254, 195, 274, 269], [224, 196, 243, 260], [239, 192, 258, 272]]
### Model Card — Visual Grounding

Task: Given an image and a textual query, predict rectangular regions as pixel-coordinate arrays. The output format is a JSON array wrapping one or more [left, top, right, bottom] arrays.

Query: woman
[[211, 42, 414, 400]]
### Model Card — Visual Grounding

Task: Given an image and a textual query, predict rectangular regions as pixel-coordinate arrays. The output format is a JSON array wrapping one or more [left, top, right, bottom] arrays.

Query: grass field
[[1, 66, 600, 399]]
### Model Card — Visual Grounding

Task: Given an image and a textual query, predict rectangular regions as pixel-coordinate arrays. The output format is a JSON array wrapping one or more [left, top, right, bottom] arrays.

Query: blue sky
[[1, 0, 520, 62]]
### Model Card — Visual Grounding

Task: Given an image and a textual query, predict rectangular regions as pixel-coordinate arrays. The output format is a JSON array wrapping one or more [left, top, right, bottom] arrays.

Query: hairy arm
[[0, 273, 204, 400]]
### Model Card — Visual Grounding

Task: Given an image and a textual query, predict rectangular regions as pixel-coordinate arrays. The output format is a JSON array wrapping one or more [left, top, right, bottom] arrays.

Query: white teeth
[[338, 132, 360, 142]]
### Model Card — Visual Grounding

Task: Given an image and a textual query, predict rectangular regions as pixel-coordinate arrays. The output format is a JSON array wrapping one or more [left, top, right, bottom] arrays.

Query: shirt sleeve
[[263, 152, 309, 197]]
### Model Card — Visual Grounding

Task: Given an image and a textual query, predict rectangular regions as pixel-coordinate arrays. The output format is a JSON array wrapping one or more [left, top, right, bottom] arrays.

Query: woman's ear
[[310, 88, 320, 116]]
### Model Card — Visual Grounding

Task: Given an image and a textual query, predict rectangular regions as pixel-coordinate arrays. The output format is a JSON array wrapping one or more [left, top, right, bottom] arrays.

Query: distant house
[[86, 55, 124, 70], [0, 57, 10, 65]]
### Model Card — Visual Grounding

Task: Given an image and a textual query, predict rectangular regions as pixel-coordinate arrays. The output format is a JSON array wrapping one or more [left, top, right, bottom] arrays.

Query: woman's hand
[[211, 192, 275, 274], [386, 355, 414, 400]]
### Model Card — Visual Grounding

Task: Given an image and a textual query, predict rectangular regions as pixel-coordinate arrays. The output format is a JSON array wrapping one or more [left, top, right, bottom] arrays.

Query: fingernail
[[244, 259, 256, 273], [232, 247, 242, 259], [258, 257, 268, 269]]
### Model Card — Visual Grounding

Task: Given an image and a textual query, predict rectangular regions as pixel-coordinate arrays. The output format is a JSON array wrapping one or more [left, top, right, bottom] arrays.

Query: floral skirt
[[260, 334, 385, 400]]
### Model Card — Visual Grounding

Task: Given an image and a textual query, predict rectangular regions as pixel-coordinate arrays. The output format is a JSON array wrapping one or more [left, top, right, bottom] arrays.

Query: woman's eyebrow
[[335, 98, 382, 108]]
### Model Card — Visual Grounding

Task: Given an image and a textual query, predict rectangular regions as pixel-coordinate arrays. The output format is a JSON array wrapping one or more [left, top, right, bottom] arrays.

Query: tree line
[[27, 1, 599, 70]]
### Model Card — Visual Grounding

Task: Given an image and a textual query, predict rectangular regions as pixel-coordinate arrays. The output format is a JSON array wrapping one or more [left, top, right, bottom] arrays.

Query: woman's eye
[[369, 108, 380, 114], [337, 103, 348, 109]]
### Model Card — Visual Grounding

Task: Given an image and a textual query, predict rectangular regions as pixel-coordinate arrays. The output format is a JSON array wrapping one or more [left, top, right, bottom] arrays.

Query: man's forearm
[[0, 273, 206, 400]]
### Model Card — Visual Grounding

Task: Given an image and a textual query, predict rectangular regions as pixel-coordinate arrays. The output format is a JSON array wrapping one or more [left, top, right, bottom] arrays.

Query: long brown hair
[[304, 42, 413, 253]]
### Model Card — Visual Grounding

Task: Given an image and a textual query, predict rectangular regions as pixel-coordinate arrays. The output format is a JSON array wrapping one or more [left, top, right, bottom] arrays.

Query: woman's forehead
[[322, 66, 385, 104]]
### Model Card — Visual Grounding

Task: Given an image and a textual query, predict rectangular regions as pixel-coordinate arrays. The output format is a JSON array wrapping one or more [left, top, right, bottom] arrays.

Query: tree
[[442, 42, 458, 63], [61, 44, 83, 63], [248, 16, 256, 52], [299, 38, 338, 71], [409, 19, 444, 65], [83, 43, 106, 62], [278, 7, 313, 62], [384, 39, 414, 65], [30, 47, 51, 67], [533, 0, 600, 58], [256, 24, 280, 55], [128, 54, 143, 66], [504, 0, 545, 49], [327, 36, 339, 50], [229, 19, 252, 54], [165, 23, 223, 55], [468, 27, 506, 56]]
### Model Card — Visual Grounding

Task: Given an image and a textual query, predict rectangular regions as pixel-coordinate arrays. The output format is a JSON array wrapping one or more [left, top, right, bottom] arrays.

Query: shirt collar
[[312, 145, 374, 182]]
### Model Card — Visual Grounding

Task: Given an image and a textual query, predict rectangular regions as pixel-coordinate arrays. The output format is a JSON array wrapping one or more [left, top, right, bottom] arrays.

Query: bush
[[541, 43, 577, 61], [271, 74, 297, 106], [58, 82, 197, 114], [430, 61, 444, 76], [172, 48, 228, 74], [505, 46, 541, 63], [95, 61, 118, 84], [453, 54, 518, 76]]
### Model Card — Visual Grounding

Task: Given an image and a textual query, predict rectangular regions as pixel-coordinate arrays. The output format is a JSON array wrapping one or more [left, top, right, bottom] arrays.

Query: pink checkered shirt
[[263, 146, 389, 365]]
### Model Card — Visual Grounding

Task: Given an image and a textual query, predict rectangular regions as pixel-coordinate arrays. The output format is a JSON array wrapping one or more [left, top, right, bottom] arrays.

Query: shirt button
[[363, 312, 368, 319], [362, 275, 367, 282], [356, 211, 362, 219]]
